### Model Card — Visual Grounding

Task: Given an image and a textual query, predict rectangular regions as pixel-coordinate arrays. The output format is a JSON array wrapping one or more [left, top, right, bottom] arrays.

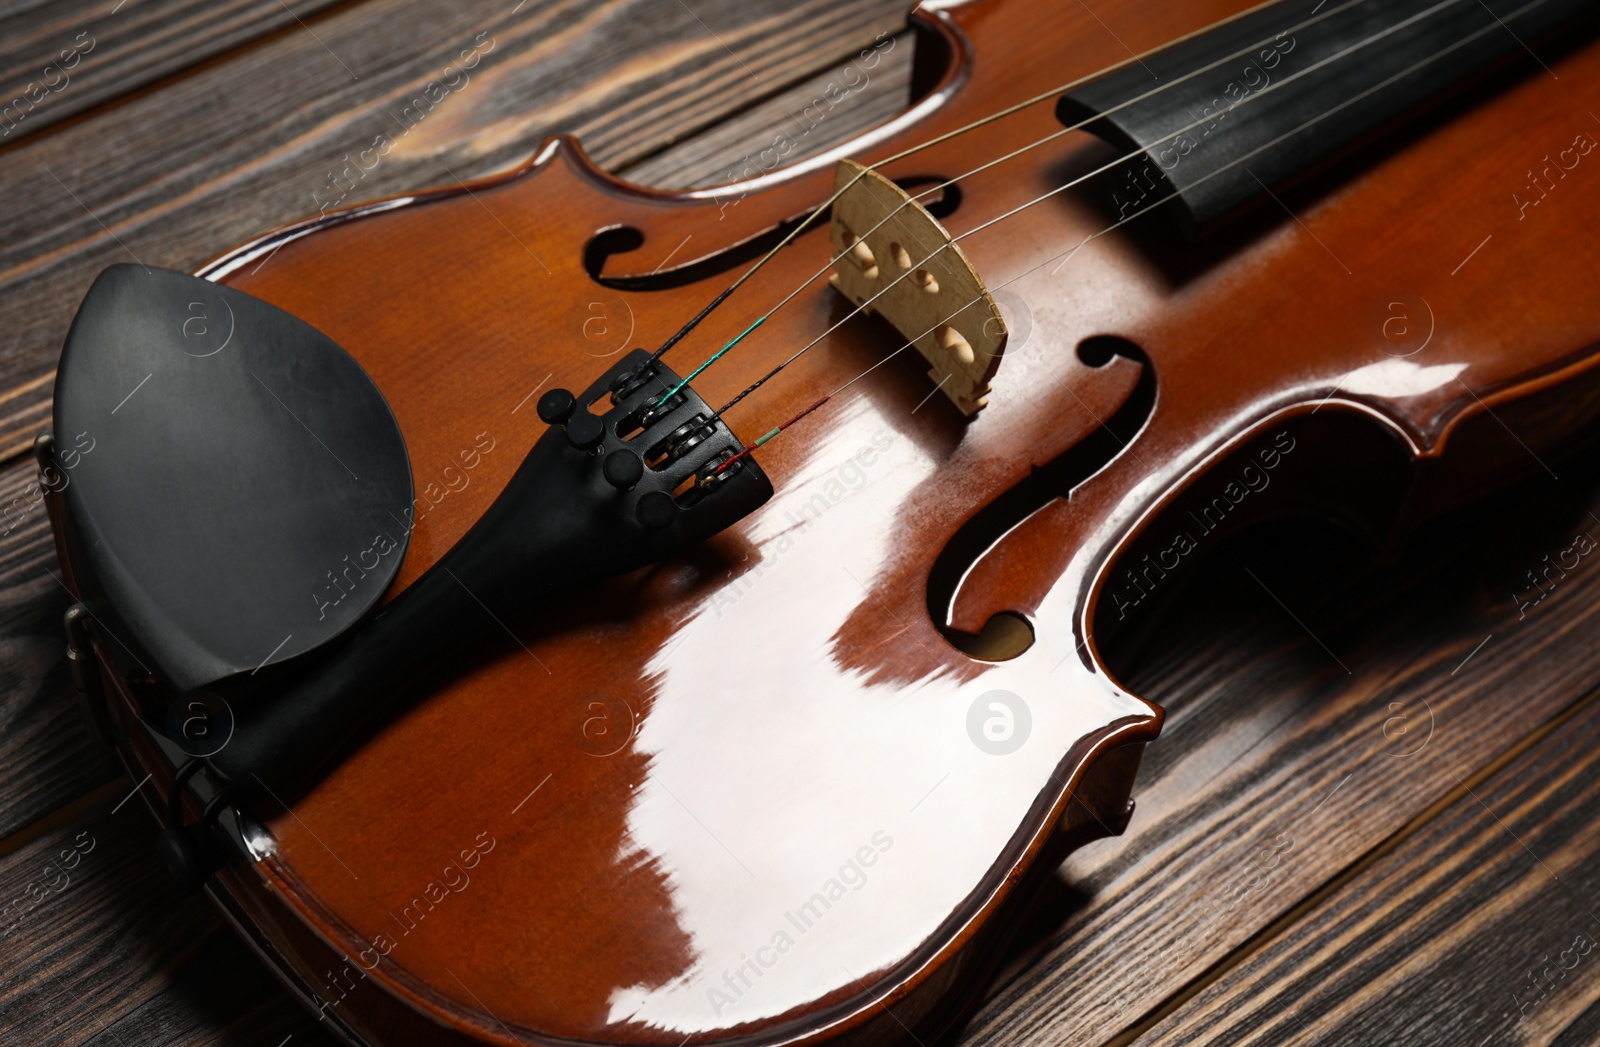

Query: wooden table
[[3, 1, 1599, 1044]]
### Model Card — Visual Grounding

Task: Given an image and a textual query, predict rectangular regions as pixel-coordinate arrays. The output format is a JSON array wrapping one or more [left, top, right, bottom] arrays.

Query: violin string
[[713, 0, 1542, 472], [708, 0, 1480, 423], [652, 0, 1383, 406], [644, 0, 1364, 367]]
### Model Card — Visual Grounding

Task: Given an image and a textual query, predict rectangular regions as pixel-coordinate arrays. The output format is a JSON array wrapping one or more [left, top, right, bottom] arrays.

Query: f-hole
[[583, 181, 961, 291], [583, 225, 646, 283], [586, 212, 822, 290], [929, 335, 1156, 656], [943, 610, 1036, 661]]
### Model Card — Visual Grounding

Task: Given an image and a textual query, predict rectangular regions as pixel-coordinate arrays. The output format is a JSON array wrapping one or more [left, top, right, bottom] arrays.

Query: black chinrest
[[53, 265, 413, 694]]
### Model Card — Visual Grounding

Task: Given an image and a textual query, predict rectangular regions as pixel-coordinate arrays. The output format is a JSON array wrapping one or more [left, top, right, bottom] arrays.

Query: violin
[[38, 0, 1600, 1043]]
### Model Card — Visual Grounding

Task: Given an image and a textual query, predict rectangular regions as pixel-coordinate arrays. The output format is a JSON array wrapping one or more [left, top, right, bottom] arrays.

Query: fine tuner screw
[[536, 388, 576, 424]]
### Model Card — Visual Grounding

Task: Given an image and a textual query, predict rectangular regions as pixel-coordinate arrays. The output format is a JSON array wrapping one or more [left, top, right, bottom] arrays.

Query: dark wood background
[[3, 1, 1600, 1044]]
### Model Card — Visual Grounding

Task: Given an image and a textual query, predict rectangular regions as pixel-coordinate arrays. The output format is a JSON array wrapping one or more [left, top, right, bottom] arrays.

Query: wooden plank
[[0, 0, 911, 848], [0, 457, 119, 844], [0, 801, 337, 1047], [3, 2, 1599, 1043], [0, 3, 918, 867], [953, 447, 1600, 1045], [0, 0, 909, 460], [623, 30, 912, 189], [10, 443, 1599, 1044], [0, 15, 916, 1045], [1129, 670, 1600, 1046], [0, 0, 351, 147]]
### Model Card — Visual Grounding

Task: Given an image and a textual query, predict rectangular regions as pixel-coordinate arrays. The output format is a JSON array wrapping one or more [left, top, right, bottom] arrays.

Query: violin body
[[46, 0, 1600, 1043]]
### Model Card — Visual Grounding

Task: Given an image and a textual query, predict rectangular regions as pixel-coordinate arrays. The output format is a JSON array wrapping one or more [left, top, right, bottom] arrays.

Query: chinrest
[[52, 265, 413, 694]]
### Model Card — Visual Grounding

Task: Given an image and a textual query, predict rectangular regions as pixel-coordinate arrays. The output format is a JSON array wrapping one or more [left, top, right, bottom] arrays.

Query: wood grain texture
[[2, 0, 1600, 1043], [951, 446, 1600, 1046], [0, 801, 335, 1047], [0, 0, 350, 147], [1129, 636, 1600, 1046], [0, 457, 117, 843], [0, 0, 908, 460], [16, 437, 1599, 1047], [0, 0, 912, 866], [0, 9, 918, 1045], [623, 33, 912, 190]]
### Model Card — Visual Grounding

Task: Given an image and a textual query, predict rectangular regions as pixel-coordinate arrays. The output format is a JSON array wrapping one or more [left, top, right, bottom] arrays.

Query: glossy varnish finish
[[51, 0, 1600, 1043]]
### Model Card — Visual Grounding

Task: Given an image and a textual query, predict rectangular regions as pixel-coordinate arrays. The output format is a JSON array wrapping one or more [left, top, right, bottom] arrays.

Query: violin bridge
[[827, 158, 1006, 415]]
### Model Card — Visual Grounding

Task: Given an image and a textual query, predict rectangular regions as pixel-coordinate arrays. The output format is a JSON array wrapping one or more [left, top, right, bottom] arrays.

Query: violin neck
[[1057, 0, 1595, 237]]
